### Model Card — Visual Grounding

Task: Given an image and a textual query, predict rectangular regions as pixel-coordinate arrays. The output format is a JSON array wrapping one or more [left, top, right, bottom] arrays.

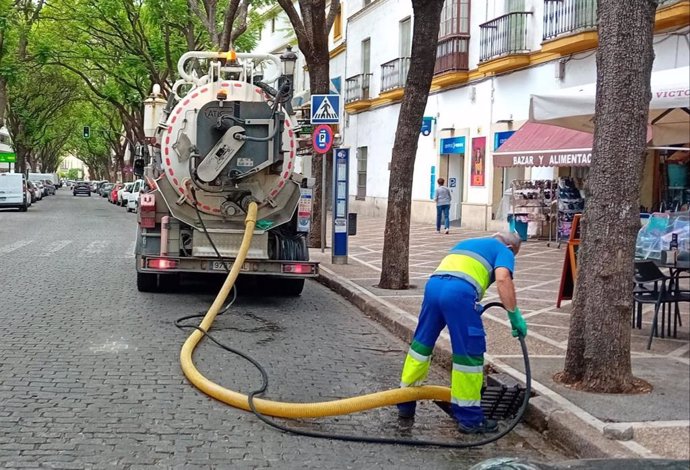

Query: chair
[[633, 261, 689, 350]]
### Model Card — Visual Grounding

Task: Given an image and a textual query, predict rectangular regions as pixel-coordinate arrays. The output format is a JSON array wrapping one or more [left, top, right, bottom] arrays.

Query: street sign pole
[[312, 124, 335, 253], [321, 149, 327, 253]]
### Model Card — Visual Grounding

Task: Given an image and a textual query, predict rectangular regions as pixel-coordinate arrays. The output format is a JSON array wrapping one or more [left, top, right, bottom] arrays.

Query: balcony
[[435, 36, 469, 74], [543, 0, 597, 40], [478, 12, 532, 74], [379, 58, 410, 100], [344, 73, 374, 112], [656, 0, 690, 31], [542, 0, 598, 54]]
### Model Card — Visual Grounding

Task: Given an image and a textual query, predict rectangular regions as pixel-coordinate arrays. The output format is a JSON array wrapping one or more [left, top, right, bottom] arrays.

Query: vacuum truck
[[134, 50, 317, 295]]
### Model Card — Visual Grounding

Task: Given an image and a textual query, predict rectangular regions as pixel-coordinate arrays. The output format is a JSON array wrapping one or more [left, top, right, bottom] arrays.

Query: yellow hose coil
[[180, 202, 451, 418]]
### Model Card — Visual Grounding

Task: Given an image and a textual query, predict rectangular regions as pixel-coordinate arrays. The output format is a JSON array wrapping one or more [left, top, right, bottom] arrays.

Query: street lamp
[[280, 45, 298, 77]]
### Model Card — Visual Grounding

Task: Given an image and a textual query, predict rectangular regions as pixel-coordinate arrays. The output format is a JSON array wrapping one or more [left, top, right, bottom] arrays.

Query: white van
[[0, 173, 29, 211]]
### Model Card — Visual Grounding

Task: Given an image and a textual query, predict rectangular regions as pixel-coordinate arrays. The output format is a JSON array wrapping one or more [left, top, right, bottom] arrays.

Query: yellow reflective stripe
[[451, 368, 483, 401], [400, 353, 431, 387], [434, 254, 490, 296], [449, 249, 492, 272], [452, 364, 483, 374]]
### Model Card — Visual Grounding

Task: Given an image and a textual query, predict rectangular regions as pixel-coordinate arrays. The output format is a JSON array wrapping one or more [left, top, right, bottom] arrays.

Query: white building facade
[[255, 0, 690, 230]]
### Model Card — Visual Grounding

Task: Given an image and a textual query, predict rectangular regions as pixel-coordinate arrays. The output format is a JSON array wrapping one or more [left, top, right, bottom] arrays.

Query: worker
[[397, 232, 528, 434]]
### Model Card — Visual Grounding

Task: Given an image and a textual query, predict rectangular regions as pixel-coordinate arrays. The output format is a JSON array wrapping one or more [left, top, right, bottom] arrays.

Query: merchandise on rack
[[555, 177, 585, 245], [509, 179, 557, 242]]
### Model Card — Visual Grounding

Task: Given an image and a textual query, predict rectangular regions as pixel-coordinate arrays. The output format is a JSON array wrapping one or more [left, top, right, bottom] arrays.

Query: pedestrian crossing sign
[[310, 94, 340, 124]]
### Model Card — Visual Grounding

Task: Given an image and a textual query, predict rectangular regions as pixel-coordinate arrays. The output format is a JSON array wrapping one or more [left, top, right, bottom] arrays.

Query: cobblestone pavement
[[0, 192, 566, 469]]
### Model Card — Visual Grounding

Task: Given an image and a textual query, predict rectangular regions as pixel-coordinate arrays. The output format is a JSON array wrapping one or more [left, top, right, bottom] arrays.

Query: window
[[361, 38, 371, 74], [333, 3, 343, 40], [399, 17, 412, 57], [439, 0, 470, 38], [271, 17, 276, 33], [356, 147, 367, 200]]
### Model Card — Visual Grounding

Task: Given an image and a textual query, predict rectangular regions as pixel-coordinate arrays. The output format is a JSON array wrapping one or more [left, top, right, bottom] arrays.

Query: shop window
[[357, 147, 368, 200]]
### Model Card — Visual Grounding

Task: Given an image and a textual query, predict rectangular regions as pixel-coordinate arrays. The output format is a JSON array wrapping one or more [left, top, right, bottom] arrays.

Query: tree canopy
[[0, 0, 267, 177]]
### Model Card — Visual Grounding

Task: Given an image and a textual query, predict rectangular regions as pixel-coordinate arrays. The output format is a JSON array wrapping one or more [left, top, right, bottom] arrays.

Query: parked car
[[95, 181, 109, 196], [31, 180, 46, 197], [73, 181, 91, 196], [109, 183, 123, 204], [100, 183, 114, 198], [126, 179, 144, 213], [26, 180, 40, 203], [117, 182, 133, 206], [42, 180, 56, 196], [0, 173, 29, 211]]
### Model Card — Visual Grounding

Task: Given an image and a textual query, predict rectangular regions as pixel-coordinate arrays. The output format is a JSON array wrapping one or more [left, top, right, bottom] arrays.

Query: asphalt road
[[0, 190, 566, 469]]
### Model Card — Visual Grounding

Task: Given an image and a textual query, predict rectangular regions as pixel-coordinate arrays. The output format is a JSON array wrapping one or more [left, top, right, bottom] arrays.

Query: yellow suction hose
[[180, 201, 451, 418]]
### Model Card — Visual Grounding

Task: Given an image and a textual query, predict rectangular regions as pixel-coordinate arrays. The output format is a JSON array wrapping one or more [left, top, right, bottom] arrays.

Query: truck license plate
[[210, 260, 229, 271]]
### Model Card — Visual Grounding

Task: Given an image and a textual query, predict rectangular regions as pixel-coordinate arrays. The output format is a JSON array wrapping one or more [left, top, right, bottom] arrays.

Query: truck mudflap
[[137, 254, 318, 277]]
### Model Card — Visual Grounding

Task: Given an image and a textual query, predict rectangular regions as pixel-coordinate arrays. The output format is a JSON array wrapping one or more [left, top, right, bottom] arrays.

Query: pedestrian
[[435, 178, 451, 234], [396, 232, 528, 434]]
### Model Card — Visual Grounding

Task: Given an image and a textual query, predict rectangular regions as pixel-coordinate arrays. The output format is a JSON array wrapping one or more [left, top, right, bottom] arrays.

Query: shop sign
[[494, 152, 592, 167], [440, 136, 465, 154], [494, 131, 515, 150], [471, 137, 486, 187], [421, 117, 434, 136], [0, 152, 16, 163]]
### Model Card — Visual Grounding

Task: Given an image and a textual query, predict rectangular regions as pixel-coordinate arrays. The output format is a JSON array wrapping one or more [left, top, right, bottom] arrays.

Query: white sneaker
[[444, 229, 449, 234]]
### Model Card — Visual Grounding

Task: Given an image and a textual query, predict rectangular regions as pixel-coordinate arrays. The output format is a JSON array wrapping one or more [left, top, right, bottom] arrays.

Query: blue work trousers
[[400, 275, 486, 426]]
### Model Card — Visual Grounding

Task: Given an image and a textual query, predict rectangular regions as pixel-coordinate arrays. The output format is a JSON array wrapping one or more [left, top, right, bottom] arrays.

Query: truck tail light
[[148, 258, 178, 270], [282, 263, 315, 274]]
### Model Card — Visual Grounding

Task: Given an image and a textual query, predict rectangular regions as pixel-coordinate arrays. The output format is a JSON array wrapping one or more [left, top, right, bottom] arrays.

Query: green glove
[[507, 307, 528, 338]]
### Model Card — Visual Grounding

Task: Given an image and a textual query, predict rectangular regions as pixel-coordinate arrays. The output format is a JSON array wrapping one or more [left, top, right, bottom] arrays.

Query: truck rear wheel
[[137, 272, 158, 292]]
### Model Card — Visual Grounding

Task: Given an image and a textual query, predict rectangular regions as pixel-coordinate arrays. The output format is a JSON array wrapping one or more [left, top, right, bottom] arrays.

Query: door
[[361, 39, 371, 98], [439, 154, 464, 223], [447, 154, 463, 223], [399, 18, 412, 84]]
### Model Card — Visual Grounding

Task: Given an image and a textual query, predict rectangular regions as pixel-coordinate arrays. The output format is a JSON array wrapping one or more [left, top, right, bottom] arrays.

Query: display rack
[[553, 177, 585, 248], [510, 179, 557, 242]]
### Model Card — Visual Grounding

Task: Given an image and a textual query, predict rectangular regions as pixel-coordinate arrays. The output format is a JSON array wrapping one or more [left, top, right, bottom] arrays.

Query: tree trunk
[[378, 0, 445, 289], [557, 0, 656, 393], [0, 78, 7, 128], [306, 60, 331, 248]]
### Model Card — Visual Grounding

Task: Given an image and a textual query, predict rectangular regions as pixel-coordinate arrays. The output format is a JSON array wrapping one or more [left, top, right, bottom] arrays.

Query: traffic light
[[83, 126, 90, 139]]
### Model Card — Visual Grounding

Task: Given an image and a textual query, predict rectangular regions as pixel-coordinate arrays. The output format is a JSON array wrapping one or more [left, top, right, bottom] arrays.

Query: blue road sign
[[311, 94, 340, 124], [313, 124, 333, 154]]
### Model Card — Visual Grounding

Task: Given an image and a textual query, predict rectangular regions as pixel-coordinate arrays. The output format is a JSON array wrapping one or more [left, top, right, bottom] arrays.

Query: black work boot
[[397, 401, 416, 419], [458, 418, 499, 434]]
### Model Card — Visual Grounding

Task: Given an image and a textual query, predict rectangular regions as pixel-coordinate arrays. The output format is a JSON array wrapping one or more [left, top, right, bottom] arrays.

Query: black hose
[[175, 300, 531, 448]]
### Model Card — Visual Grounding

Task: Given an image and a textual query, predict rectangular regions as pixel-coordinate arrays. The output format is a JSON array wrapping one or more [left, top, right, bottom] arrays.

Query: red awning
[[494, 122, 593, 167]]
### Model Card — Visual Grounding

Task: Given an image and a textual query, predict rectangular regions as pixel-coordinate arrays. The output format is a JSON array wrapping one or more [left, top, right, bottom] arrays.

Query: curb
[[316, 269, 637, 459]]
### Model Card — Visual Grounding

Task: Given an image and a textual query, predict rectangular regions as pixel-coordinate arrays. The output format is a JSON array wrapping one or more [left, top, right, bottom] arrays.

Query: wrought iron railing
[[434, 36, 470, 74], [380, 58, 410, 92], [345, 73, 373, 103], [479, 12, 532, 62], [543, 0, 597, 41]]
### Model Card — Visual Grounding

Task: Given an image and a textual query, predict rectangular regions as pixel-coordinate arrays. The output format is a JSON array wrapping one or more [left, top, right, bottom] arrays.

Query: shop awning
[[530, 66, 690, 145], [494, 122, 593, 167]]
